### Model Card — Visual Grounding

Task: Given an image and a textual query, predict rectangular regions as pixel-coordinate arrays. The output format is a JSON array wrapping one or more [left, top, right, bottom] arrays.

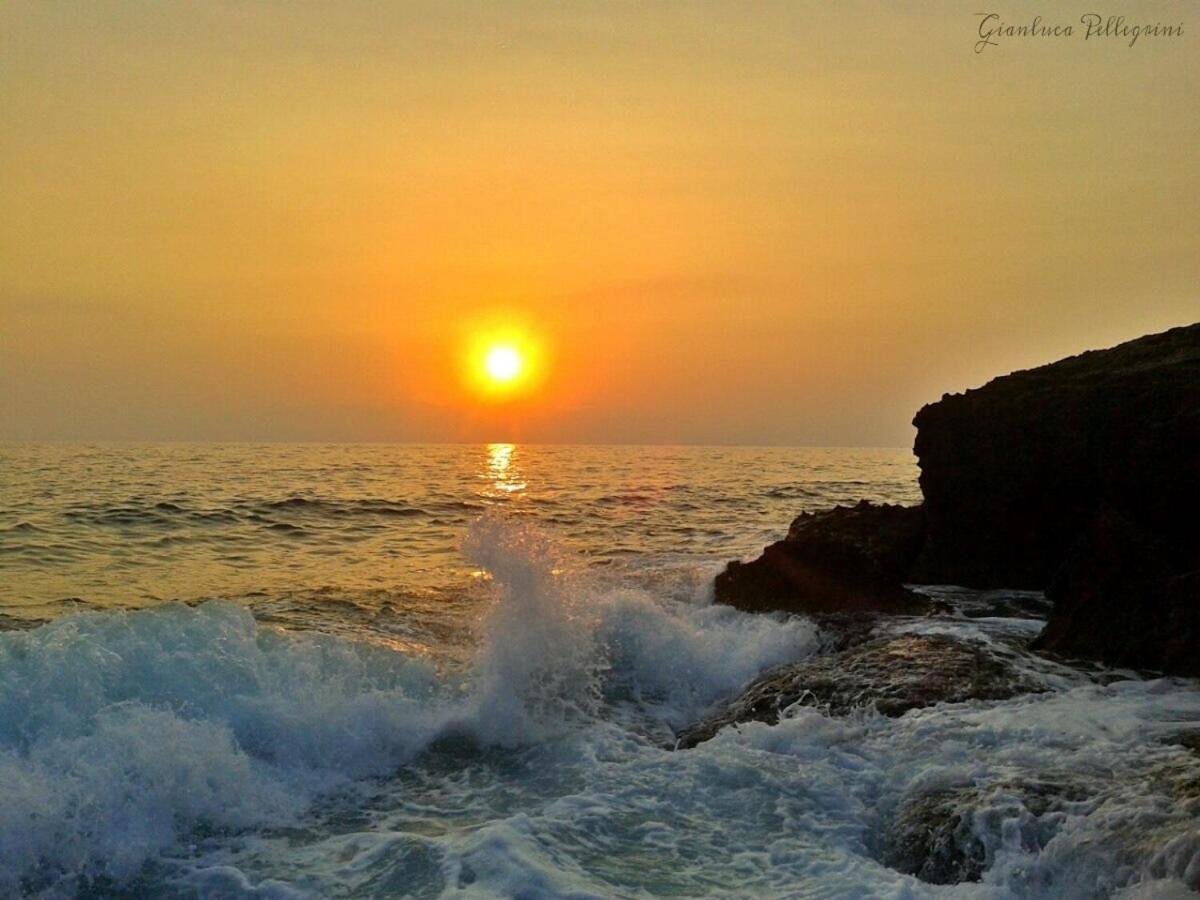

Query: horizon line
[[0, 439, 916, 451]]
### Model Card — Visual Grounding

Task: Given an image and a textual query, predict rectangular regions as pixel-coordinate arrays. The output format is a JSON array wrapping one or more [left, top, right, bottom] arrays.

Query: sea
[[0, 443, 1197, 898]]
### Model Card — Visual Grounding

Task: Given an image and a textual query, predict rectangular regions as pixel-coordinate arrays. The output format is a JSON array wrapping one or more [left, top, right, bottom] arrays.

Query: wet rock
[[713, 501, 927, 615], [910, 323, 1200, 589], [878, 777, 1091, 884], [914, 585, 1052, 621], [674, 633, 1039, 749], [1150, 752, 1200, 810], [1032, 509, 1200, 677], [1168, 733, 1200, 757], [879, 789, 987, 884]]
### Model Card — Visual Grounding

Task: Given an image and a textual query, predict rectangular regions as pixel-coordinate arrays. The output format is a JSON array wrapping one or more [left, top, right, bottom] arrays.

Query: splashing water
[[462, 514, 606, 744], [0, 516, 823, 895]]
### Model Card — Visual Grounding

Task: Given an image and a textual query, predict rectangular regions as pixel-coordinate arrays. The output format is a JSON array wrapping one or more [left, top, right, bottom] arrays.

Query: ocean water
[[0, 443, 1197, 898]]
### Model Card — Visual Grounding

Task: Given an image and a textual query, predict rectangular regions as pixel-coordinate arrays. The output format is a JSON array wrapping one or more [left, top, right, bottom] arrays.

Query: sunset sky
[[2, 2, 1196, 445]]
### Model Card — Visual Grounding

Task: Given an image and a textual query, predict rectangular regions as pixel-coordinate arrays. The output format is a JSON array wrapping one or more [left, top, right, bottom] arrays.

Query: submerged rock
[[910, 323, 1200, 590], [674, 633, 1038, 749], [713, 501, 927, 615], [879, 788, 987, 884], [877, 777, 1092, 885]]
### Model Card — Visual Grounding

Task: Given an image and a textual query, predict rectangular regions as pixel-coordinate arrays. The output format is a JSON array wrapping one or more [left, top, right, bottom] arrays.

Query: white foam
[[0, 516, 819, 893], [462, 513, 819, 739], [460, 516, 605, 745], [722, 680, 1200, 897], [0, 601, 448, 894]]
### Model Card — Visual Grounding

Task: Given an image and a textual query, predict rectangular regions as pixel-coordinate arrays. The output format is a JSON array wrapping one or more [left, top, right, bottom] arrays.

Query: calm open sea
[[0, 443, 920, 622], [0, 444, 1196, 898]]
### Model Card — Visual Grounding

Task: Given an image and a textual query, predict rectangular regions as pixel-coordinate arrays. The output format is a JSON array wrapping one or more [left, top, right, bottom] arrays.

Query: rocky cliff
[[910, 323, 1200, 589]]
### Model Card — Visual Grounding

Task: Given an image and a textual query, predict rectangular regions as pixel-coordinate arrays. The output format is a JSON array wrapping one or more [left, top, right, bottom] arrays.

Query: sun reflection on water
[[485, 443, 527, 495]]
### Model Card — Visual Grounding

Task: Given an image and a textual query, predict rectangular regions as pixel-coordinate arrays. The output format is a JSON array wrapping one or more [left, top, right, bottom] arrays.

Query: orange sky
[[2, 2, 1196, 444]]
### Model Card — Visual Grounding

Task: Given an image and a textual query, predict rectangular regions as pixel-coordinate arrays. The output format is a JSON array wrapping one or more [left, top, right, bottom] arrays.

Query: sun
[[484, 345, 523, 383], [460, 322, 544, 401]]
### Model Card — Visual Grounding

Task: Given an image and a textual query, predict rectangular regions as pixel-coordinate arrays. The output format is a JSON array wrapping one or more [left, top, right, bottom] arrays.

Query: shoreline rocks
[[674, 632, 1040, 749], [712, 322, 1198, 677], [876, 776, 1096, 885], [713, 501, 927, 616]]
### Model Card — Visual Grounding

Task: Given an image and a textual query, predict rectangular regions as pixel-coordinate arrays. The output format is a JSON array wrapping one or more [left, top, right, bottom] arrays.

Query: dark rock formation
[[713, 501, 927, 615], [910, 323, 1200, 589], [714, 324, 1197, 677], [1032, 508, 1199, 676], [674, 633, 1038, 749]]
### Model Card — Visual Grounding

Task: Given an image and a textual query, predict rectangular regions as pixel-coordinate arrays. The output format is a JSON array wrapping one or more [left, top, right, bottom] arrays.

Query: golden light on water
[[485, 442, 526, 494]]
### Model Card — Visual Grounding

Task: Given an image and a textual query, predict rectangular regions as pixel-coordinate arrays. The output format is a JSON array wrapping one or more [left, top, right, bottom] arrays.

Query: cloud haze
[[2, 2, 1196, 444]]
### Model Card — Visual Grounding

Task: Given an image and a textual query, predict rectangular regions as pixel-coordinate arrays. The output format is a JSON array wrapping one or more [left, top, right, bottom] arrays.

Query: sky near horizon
[[2, 2, 1196, 445]]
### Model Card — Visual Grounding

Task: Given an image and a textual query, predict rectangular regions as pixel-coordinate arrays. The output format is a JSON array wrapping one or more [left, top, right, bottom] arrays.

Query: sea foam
[[0, 601, 448, 893], [463, 513, 819, 741], [0, 515, 819, 894]]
